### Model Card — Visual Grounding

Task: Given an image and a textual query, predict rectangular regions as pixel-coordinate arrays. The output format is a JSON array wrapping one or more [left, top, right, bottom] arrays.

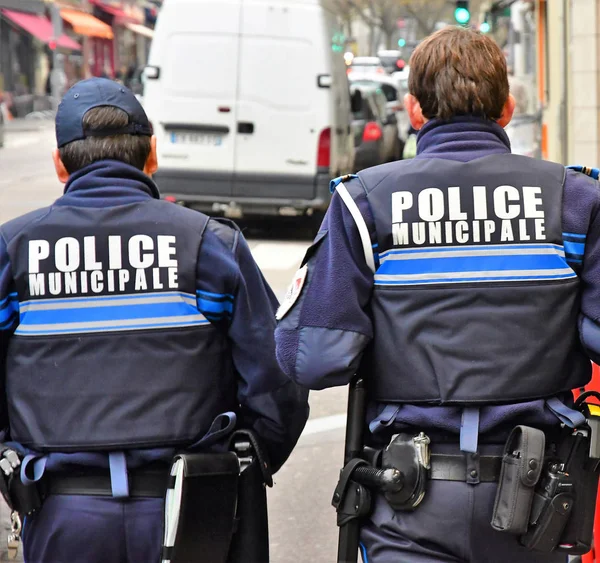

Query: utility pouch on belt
[[382, 433, 430, 511], [491, 425, 545, 534], [161, 430, 273, 563], [161, 452, 240, 563]]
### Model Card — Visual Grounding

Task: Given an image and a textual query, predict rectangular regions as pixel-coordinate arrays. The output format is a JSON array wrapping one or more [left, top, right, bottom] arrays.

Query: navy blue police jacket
[[0, 160, 309, 474], [275, 116, 600, 445]]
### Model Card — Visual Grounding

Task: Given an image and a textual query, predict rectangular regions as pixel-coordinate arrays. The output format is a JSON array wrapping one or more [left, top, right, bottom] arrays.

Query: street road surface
[[0, 122, 347, 563]]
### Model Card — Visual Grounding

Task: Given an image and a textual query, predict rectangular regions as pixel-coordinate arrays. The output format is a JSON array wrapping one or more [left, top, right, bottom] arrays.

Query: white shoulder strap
[[335, 182, 376, 273]]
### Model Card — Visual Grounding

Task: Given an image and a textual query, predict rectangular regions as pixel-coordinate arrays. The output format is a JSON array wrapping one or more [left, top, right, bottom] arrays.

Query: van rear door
[[233, 0, 328, 200], [146, 0, 241, 197]]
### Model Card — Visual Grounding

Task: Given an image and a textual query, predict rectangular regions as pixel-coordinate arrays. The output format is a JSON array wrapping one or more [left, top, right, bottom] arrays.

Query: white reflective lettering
[[48, 273, 62, 295], [134, 269, 148, 291], [80, 271, 88, 294], [455, 221, 469, 243], [523, 187, 545, 218], [428, 222, 442, 244], [518, 219, 531, 241], [90, 271, 104, 293], [157, 236, 178, 268], [108, 236, 122, 270], [152, 268, 164, 290], [494, 185, 520, 219], [29, 240, 50, 274], [448, 187, 467, 220], [392, 192, 413, 223], [129, 235, 154, 269], [535, 218, 546, 240], [472, 220, 481, 243], [500, 219, 515, 242], [484, 220, 496, 242], [64, 272, 77, 294], [473, 186, 488, 220], [28, 274, 45, 296], [107, 270, 115, 292], [119, 269, 130, 291], [84, 237, 102, 271], [168, 268, 179, 289], [412, 222, 426, 245], [55, 237, 80, 273], [418, 188, 444, 222], [392, 223, 409, 246]]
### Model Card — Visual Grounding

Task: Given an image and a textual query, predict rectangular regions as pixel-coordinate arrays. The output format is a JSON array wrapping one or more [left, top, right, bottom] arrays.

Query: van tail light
[[363, 122, 383, 142], [317, 127, 331, 168]]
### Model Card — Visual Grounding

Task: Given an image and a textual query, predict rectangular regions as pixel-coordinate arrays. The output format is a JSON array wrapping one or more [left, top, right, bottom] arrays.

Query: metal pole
[[81, 0, 92, 79], [50, 4, 63, 110]]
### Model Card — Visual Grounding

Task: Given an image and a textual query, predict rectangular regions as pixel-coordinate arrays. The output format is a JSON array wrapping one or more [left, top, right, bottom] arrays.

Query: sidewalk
[[5, 116, 55, 134]]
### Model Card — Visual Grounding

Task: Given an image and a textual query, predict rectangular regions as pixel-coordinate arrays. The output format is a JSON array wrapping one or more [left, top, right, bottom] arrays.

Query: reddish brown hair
[[408, 26, 509, 121]]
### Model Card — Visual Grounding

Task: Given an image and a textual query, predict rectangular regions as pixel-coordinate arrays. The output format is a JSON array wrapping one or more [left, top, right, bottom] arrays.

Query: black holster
[[520, 426, 599, 554], [226, 430, 272, 563]]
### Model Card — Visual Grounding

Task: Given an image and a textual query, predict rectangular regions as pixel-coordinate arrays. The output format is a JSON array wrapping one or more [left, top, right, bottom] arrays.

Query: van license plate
[[170, 132, 223, 146]]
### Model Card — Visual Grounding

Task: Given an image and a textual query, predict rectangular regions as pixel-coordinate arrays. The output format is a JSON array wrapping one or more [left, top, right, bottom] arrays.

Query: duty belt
[[430, 453, 502, 482], [40, 468, 169, 498]]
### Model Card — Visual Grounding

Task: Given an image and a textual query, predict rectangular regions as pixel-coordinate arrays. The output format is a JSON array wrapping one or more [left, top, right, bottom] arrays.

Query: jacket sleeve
[[563, 169, 600, 363], [0, 235, 17, 433], [197, 227, 309, 473], [275, 181, 375, 390]]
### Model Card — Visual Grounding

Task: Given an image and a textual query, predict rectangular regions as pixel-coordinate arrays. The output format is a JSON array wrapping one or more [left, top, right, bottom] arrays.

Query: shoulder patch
[[567, 165, 600, 180], [276, 265, 308, 321]]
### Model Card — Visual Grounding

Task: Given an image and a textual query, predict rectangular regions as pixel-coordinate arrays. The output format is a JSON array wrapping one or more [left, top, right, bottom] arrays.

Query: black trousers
[[360, 479, 567, 563]]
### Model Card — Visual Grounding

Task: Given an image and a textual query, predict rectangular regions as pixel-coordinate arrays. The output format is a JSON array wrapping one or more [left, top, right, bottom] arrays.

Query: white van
[[143, 0, 354, 219]]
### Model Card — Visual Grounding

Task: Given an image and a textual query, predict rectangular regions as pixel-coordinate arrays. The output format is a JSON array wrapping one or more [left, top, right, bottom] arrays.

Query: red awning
[[1, 9, 81, 51], [90, 0, 142, 24]]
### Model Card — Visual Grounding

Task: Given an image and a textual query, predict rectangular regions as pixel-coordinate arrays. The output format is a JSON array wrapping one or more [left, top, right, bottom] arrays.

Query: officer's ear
[[497, 94, 516, 128], [52, 149, 70, 184], [143, 136, 158, 177], [404, 93, 426, 131]]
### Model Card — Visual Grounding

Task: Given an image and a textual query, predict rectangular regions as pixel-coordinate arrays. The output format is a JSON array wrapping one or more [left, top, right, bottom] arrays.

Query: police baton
[[333, 378, 404, 563], [335, 377, 367, 563]]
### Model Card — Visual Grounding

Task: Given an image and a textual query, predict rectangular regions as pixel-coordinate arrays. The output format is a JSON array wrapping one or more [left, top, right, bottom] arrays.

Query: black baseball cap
[[55, 77, 153, 148]]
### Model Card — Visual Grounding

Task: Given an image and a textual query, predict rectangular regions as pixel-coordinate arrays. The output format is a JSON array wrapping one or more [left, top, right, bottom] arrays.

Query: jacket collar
[[415, 116, 511, 162], [63, 160, 161, 201]]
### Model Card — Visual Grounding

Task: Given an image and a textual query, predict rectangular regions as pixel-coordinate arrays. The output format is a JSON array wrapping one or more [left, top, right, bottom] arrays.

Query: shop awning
[[125, 22, 153, 39], [91, 0, 142, 24], [60, 9, 114, 40], [1, 9, 82, 51]]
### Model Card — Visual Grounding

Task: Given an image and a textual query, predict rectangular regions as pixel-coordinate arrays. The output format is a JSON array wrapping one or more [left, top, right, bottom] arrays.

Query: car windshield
[[352, 81, 397, 103]]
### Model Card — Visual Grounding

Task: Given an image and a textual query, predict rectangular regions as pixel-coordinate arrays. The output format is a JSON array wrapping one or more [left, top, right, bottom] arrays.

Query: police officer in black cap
[[0, 78, 308, 563]]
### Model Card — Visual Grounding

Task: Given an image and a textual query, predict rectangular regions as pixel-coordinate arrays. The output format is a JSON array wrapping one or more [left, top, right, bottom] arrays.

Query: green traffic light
[[480, 21, 490, 33], [454, 7, 470, 24], [398, 38, 406, 47]]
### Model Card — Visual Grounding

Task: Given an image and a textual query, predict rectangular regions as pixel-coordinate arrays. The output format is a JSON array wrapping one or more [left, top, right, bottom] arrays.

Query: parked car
[[350, 85, 400, 171], [144, 0, 354, 220], [377, 49, 406, 74], [349, 56, 386, 77], [350, 75, 409, 146]]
